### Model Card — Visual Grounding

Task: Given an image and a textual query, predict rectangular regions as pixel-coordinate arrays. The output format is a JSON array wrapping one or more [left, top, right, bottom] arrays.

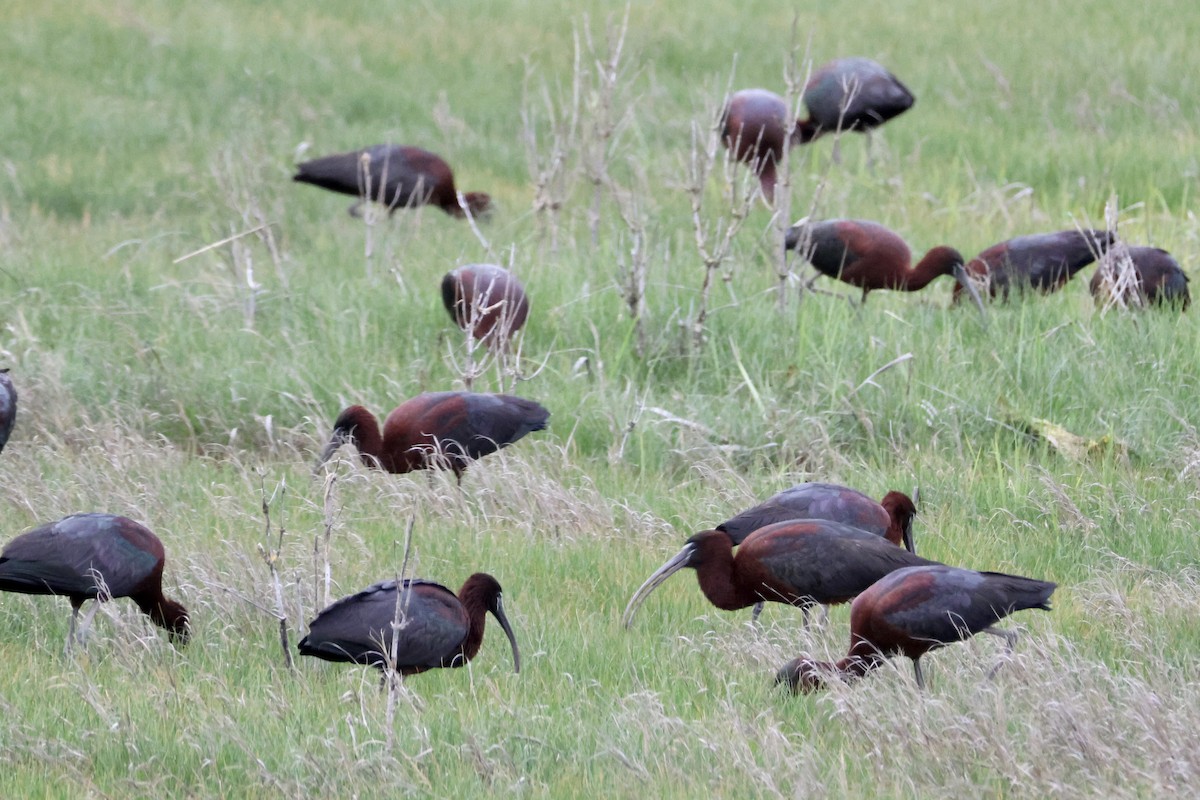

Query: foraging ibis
[[622, 519, 938, 628], [0, 368, 14, 455], [720, 88, 792, 200], [316, 391, 549, 480], [796, 57, 914, 144], [955, 229, 1116, 301], [294, 144, 492, 219], [718, 483, 917, 553], [441, 264, 530, 345], [776, 564, 1055, 691], [298, 572, 520, 676], [1089, 245, 1189, 310], [0, 513, 190, 647], [785, 218, 986, 312]]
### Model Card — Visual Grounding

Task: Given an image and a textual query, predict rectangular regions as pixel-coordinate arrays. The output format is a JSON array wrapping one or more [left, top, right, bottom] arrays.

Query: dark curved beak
[[491, 595, 521, 674], [901, 517, 915, 554], [622, 543, 696, 629], [313, 432, 346, 475], [952, 263, 987, 321]]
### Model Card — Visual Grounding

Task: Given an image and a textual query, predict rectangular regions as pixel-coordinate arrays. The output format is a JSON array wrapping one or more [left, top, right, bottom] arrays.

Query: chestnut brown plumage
[[776, 565, 1055, 691], [796, 57, 914, 144], [718, 483, 917, 553], [955, 229, 1116, 301], [315, 391, 549, 481], [294, 144, 491, 219], [622, 519, 939, 628], [0, 513, 190, 648], [785, 218, 985, 313], [0, 368, 14, 455], [720, 88, 792, 200], [1089, 245, 1189, 309], [298, 573, 520, 677], [441, 264, 530, 345]]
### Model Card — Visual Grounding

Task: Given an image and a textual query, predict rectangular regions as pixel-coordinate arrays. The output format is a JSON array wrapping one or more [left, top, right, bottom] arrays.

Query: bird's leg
[[912, 658, 925, 690], [750, 601, 765, 624], [77, 601, 102, 645], [818, 604, 830, 626], [831, 134, 843, 165], [983, 626, 1019, 680], [65, 603, 82, 655], [347, 201, 364, 218]]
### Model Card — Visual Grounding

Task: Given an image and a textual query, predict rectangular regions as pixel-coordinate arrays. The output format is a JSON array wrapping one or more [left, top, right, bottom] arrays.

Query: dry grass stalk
[[257, 473, 294, 671]]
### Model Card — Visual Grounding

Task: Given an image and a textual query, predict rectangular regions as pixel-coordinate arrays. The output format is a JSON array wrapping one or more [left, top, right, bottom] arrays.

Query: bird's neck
[[343, 408, 385, 468], [458, 593, 488, 664], [904, 247, 962, 290], [693, 541, 757, 611], [135, 592, 190, 643], [792, 118, 824, 144]]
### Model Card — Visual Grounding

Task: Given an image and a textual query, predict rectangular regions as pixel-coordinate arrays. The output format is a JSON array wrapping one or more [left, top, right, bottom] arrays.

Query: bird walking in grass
[[776, 565, 1055, 692], [0, 368, 14, 456], [316, 391, 549, 482], [294, 144, 492, 219], [0, 513, 190, 650], [299, 573, 520, 678]]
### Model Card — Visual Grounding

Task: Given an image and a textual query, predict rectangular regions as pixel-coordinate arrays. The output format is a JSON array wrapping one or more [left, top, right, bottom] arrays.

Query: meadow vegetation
[[1, 0, 1199, 796]]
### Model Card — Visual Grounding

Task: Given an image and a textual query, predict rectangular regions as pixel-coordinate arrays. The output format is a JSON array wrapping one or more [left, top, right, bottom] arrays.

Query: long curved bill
[[900, 517, 915, 554], [621, 544, 696, 629], [952, 263, 988, 321], [313, 432, 346, 475], [491, 595, 522, 673]]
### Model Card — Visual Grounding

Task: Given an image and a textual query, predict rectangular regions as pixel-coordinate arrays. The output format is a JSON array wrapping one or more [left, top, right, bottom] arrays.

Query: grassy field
[[2, 0, 1200, 796]]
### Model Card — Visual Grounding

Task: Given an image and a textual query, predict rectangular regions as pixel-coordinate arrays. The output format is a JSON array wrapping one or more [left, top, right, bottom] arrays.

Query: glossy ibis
[[785, 218, 986, 313], [315, 391, 549, 481], [1090, 245, 1189, 310], [0, 513, 190, 648], [776, 565, 1055, 691], [796, 57, 914, 146], [718, 483, 917, 553], [441, 264, 531, 345], [294, 144, 492, 219], [622, 519, 939, 628], [298, 572, 520, 677], [955, 228, 1116, 301], [0, 368, 14, 455], [720, 88, 792, 200]]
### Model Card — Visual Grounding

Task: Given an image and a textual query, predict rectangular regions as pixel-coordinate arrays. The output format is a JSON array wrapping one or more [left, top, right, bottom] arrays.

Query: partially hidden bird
[[1090, 244, 1189, 310], [776, 564, 1055, 691], [796, 57, 914, 146], [294, 144, 492, 219], [955, 228, 1116, 301], [720, 59, 913, 197], [785, 218, 986, 313], [0, 368, 14, 455], [718, 483, 917, 553], [298, 572, 520, 677], [441, 264, 530, 345], [0, 513, 190, 648], [315, 391, 549, 481], [622, 519, 939, 628]]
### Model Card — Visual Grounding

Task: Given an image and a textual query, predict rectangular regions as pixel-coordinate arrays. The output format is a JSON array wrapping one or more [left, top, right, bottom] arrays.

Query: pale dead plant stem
[[580, 7, 632, 246], [776, 25, 813, 309], [520, 59, 580, 256], [611, 168, 650, 357], [318, 471, 338, 610], [358, 152, 377, 280], [686, 112, 756, 349], [385, 515, 417, 746], [257, 474, 294, 672]]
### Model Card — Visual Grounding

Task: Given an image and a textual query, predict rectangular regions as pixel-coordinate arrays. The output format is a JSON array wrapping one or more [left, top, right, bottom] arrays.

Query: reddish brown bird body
[[720, 88, 792, 200], [785, 218, 985, 310], [441, 264, 530, 344], [955, 229, 1116, 301], [718, 483, 917, 553], [0, 513, 190, 646], [294, 144, 492, 218], [796, 57, 915, 143], [299, 573, 520, 676], [316, 392, 550, 479], [622, 520, 939, 627], [1089, 245, 1190, 309], [0, 368, 14, 455], [776, 565, 1055, 691]]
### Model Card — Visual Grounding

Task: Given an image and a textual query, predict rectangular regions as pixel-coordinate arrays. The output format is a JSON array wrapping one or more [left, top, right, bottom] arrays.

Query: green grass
[[2, 0, 1200, 796]]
